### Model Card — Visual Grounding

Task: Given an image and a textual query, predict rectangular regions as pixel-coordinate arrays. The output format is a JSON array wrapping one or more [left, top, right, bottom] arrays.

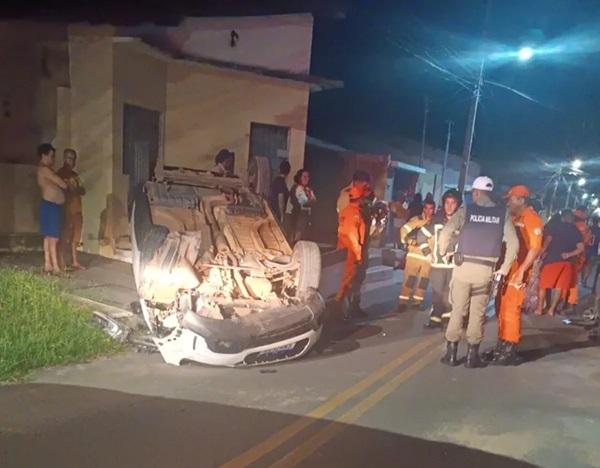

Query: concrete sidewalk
[[0, 252, 138, 311]]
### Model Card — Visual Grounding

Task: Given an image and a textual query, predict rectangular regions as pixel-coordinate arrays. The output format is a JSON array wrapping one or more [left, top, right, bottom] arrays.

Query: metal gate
[[249, 122, 289, 176], [123, 104, 160, 211]]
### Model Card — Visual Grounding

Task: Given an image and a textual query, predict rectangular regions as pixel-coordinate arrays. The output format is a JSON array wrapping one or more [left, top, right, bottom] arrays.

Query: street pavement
[[1, 280, 599, 468]]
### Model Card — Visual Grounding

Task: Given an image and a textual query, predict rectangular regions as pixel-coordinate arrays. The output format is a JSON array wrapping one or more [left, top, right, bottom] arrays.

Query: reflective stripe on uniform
[[441, 312, 451, 319], [399, 295, 411, 300], [429, 315, 442, 323], [406, 252, 428, 260], [413, 295, 424, 301], [421, 227, 433, 238]]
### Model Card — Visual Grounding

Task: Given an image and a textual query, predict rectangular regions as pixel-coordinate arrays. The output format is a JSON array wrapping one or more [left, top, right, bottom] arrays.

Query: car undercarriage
[[131, 167, 324, 366]]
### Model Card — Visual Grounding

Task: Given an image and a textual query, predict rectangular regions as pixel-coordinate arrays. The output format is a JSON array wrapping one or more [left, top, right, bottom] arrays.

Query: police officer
[[417, 189, 462, 329], [439, 176, 519, 368]]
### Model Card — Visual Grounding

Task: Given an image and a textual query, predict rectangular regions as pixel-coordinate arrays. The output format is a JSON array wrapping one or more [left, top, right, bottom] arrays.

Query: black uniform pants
[[429, 267, 453, 322]]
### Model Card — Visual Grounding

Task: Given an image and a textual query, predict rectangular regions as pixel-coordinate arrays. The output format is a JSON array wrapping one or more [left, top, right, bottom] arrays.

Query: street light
[[582, 192, 589, 200], [458, 44, 535, 191], [578, 177, 586, 187], [572, 159, 583, 170], [518, 46, 534, 62]]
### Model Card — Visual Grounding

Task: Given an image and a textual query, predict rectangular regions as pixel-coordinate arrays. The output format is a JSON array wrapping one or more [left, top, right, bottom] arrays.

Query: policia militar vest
[[456, 203, 505, 260]]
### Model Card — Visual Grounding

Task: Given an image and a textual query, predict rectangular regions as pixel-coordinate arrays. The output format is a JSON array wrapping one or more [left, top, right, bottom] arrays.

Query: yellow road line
[[220, 334, 441, 468], [269, 347, 441, 468]]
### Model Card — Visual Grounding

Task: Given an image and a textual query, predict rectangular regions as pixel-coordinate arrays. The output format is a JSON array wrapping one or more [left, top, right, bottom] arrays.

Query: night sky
[[306, 1, 600, 177], [5, 0, 600, 190]]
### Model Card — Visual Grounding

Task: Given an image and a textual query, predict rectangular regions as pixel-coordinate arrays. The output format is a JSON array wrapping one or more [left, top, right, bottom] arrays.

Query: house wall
[[165, 62, 310, 177], [0, 164, 40, 234], [111, 41, 168, 249], [68, 26, 116, 255], [0, 21, 68, 164], [120, 14, 314, 74]]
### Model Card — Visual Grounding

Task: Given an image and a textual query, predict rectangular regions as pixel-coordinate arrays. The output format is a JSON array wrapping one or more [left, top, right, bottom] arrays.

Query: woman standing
[[286, 169, 316, 243]]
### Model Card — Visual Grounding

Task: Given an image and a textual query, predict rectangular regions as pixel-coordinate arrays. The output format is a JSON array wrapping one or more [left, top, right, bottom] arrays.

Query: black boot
[[350, 298, 368, 319], [482, 340, 507, 362], [440, 341, 459, 366], [465, 343, 487, 368], [489, 342, 519, 366]]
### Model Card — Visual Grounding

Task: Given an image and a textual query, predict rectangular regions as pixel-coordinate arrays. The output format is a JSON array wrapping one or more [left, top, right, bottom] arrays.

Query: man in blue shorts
[[36, 143, 67, 274]]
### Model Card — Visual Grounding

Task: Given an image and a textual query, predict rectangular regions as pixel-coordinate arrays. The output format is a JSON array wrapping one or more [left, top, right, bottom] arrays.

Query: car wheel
[[292, 240, 321, 294]]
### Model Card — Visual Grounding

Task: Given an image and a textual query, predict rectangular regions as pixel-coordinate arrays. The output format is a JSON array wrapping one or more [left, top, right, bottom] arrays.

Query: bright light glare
[[578, 177, 586, 187], [582, 193, 589, 200], [518, 47, 534, 61], [572, 159, 583, 170]]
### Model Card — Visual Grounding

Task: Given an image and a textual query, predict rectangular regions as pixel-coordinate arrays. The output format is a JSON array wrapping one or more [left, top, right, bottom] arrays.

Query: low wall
[[0, 163, 40, 234]]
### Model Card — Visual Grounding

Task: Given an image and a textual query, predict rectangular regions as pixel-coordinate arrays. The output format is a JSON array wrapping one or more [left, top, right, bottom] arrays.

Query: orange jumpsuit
[[497, 206, 543, 344], [336, 202, 367, 302], [567, 221, 592, 305]]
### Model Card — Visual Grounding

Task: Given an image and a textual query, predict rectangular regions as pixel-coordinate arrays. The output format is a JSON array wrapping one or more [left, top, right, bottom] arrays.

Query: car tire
[[140, 225, 169, 265], [293, 240, 321, 294]]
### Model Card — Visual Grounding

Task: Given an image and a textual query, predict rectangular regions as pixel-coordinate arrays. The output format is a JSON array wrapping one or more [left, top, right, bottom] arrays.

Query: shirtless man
[[37, 143, 67, 274]]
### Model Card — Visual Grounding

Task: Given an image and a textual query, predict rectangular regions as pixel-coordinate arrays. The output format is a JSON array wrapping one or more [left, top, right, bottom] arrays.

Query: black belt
[[463, 257, 497, 268]]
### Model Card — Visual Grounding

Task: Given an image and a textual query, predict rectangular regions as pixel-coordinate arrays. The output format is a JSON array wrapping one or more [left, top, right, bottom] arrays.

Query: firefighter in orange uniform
[[567, 209, 593, 306], [487, 185, 543, 365], [335, 184, 369, 318]]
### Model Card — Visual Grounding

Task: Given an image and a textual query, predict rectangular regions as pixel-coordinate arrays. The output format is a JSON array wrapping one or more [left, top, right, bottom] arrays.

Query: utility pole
[[548, 174, 560, 217], [419, 96, 429, 167], [458, 0, 492, 193], [565, 181, 573, 209], [441, 120, 453, 200]]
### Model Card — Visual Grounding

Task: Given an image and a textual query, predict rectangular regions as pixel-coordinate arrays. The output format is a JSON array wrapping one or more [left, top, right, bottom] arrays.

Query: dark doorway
[[122, 104, 160, 212], [249, 122, 289, 178]]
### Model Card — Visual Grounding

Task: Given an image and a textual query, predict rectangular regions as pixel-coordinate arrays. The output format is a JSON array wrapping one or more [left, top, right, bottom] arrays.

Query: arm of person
[[345, 216, 364, 263], [43, 167, 68, 190], [512, 247, 540, 286], [400, 217, 419, 246], [416, 223, 433, 257], [438, 207, 465, 256], [513, 219, 543, 285], [540, 234, 552, 256], [277, 193, 286, 223], [497, 214, 519, 276], [562, 242, 585, 260], [76, 176, 86, 196]]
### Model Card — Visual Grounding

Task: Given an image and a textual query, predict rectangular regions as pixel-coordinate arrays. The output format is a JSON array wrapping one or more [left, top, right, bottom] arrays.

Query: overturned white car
[[131, 167, 325, 367]]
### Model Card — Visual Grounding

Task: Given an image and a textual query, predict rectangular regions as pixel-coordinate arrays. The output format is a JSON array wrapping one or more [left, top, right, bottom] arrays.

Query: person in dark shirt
[[269, 160, 291, 223], [583, 217, 600, 288], [407, 193, 423, 220], [537, 210, 584, 316]]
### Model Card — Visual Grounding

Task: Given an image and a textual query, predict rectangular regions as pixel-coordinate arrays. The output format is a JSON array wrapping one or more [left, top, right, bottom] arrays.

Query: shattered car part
[[130, 167, 324, 367], [92, 311, 130, 343]]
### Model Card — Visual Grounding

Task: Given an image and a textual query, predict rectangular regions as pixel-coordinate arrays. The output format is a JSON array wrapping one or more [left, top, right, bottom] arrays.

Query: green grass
[[0, 268, 120, 381]]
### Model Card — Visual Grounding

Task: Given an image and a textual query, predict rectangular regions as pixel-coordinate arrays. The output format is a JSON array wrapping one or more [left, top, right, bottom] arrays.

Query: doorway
[[122, 104, 161, 211], [249, 122, 290, 177]]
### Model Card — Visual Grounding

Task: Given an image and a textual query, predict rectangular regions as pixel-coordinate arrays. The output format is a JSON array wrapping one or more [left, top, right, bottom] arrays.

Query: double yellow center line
[[221, 333, 442, 468]]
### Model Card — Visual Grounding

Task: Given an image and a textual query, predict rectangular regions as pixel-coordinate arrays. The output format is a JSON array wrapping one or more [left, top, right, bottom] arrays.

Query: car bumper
[[153, 290, 325, 367]]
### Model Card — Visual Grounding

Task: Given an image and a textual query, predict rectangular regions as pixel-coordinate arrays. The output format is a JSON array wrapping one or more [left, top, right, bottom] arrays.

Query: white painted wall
[[121, 14, 314, 74]]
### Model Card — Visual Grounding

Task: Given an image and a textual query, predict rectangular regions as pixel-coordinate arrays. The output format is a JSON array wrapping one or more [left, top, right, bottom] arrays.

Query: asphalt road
[[1, 285, 599, 468]]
